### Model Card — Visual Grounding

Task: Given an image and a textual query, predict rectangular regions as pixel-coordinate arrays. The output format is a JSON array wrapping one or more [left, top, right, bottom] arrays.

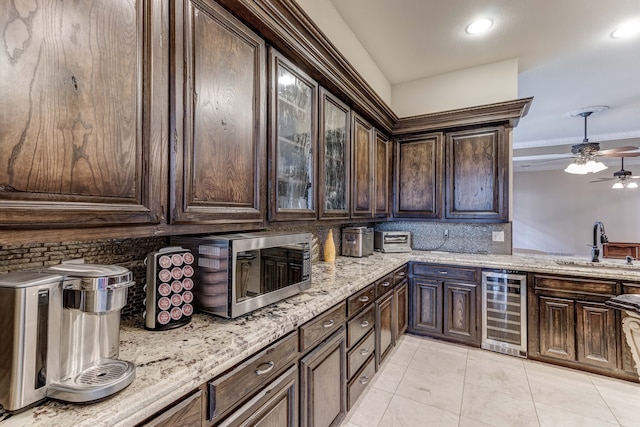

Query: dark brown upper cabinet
[[318, 89, 350, 220], [350, 112, 374, 219], [445, 126, 508, 221], [0, 0, 165, 228], [269, 49, 318, 221], [394, 133, 444, 219], [171, 0, 266, 225], [374, 131, 391, 218]]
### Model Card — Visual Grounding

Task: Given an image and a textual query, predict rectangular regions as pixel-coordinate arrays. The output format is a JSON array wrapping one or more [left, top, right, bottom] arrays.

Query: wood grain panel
[[351, 112, 373, 218], [0, 0, 164, 227], [141, 389, 202, 427], [173, 0, 265, 224], [374, 131, 390, 217], [444, 282, 476, 340], [576, 302, 617, 370], [394, 133, 442, 218], [539, 296, 575, 361], [376, 291, 395, 367]]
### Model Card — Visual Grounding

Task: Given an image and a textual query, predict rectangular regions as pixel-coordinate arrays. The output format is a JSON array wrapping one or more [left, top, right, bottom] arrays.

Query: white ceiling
[[328, 0, 640, 171]]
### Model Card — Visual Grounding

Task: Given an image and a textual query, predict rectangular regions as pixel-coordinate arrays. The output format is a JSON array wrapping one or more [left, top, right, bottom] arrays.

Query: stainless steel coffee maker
[[0, 264, 136, 412]]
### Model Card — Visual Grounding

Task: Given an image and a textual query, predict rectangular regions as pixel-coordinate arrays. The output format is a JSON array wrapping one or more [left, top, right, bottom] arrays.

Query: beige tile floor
[[341, 335, 640, 427]]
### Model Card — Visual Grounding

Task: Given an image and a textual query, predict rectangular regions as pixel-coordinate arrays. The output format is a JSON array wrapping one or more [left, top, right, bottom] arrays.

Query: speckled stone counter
[[2, 251, 640, 426]]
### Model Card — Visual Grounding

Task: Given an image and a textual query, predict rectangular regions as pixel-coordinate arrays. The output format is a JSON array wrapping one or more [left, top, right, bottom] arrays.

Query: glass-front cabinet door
[[319, 88, 350, 219], [269, 49, 318, 221]]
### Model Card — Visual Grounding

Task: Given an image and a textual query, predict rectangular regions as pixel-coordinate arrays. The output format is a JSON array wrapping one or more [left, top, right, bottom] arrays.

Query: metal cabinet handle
[[398, 271, 406, 276], [323, 319, 335, 328], [361, 320, 369, 328], [381, 281, 391, 287], [359, 348, 369, 356], [439, 271, 448, 275], [358, 295, 369, 303], [359, 376, 369, 385], [255, 361, 274, 375]]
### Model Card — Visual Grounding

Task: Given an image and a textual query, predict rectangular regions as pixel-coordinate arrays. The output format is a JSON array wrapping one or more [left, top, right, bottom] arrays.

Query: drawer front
[[375, 273, 394, 298], [299, 302, 346, 352], [347, 284, 375, 316], [411, 263, 477, 282], [208, 331, 298, 422], [348, 356, 375, 409], [533, 274, 617, 297], [393, 265, 408, 285], [347, 329, 375, 379], [347, 303, 375, 347]]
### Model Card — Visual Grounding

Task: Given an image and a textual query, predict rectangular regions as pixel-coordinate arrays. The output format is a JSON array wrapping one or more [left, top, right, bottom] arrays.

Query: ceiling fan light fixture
[[627, 181, 638, 189], [612, 181, 625, 189], [564, 162, 588, 174], [466, 18, 493, 34], [611, 22, 640, 39], [585, 160, 608, 173]]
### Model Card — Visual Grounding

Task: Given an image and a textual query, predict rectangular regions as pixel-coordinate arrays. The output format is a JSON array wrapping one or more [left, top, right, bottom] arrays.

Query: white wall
[[294, 0, 391, 104], [513, 169, 640, 256], [391, 59, 519, 117]]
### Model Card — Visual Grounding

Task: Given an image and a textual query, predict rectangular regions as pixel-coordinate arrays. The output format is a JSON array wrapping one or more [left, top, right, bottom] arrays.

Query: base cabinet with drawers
[[528, 273, 636, 380], [408, 262, 480, 346]]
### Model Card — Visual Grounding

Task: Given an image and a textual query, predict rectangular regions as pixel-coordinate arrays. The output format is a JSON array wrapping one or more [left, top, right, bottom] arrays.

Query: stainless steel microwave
[[171, 232, 312, 318]]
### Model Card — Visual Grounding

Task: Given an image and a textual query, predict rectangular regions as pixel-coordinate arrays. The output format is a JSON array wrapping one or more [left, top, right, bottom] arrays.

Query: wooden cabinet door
[[172, 0, 265, 224], [374, 131, 391, 218], [394, 133, 443, 218], [445, 126, 507, 221], [539, 296, 575, 361], [318, 88, 350, 220], [376, 291, 395, 368], [0, 0, 165, 228], [350, 112, 374, 218], [395, 280, 409, 338], [409, 279, 443, 335], [141, 390, 202, 427], [576, 302, 617, 370], [300, 328, 347, 427], [269, 49, 318, 221], [443, 282, 477, 344]]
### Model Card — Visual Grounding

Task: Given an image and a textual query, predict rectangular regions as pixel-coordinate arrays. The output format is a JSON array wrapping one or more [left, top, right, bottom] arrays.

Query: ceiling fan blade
[[601, 152, 640, 158], [589, 178, 616, 183], [599, 146, 640, 155], [512, 153, 573, 162]]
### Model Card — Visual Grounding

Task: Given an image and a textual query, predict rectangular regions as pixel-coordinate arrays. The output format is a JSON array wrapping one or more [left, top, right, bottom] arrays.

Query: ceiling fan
[[513, 106, 640, 173], [589, 157, 640, 189]]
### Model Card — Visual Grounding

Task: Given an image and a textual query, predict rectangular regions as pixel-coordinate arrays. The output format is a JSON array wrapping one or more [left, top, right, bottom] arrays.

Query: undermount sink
[[554, 258, 639, 269]]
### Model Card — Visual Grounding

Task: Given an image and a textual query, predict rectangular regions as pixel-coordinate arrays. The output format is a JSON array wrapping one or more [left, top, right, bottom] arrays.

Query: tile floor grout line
[[587, 374, 623, 426]]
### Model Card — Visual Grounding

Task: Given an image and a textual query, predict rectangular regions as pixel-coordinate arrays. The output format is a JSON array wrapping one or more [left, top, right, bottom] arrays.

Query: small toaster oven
[[374, 231, 412, 253]]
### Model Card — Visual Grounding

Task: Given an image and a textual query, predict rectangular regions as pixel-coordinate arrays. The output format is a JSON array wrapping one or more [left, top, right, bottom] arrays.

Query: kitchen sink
[[554, 258, 640, 270]]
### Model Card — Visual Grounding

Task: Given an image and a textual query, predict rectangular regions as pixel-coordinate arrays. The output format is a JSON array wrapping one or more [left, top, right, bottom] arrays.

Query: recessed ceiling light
[[466, 18, 494, 34], [611, 22, 640, 38]]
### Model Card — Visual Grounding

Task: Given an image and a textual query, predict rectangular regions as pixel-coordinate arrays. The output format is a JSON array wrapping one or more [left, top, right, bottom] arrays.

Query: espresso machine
[[0, 263, 136, 412]]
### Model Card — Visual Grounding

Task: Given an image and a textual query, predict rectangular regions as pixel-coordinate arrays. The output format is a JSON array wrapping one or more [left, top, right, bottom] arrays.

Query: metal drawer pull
[[381, 281, 391, 287], [398, 271, 406, 276], [359, 376, 369, 385], [323, 319, 335, 328], [359, 348, 369, 356], [255, 361, 274, 375], [439, 271, 448, 275], [361, 320, 369, 328], [358, 295, 369, 302]]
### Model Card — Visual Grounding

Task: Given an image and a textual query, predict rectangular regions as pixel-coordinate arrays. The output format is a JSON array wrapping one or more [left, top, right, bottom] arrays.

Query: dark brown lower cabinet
[[394, 280, 408, 337], [139, 390, 203, 427], [217, 366, 298, 427], [410, 279, 442, 335], [300, 327, 347, 427], [443, 282, 477, 343], [539, 296, 575, 361], [376, 291, 395, 368], [576, 302, 617, 370]]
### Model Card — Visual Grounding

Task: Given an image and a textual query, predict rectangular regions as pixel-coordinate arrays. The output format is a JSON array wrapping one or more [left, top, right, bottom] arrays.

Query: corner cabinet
[[445, 126, 508, 221], [269, 48, 318, 221], [0, 0, 166, 228], [318, 89, 351, 220], [171, 0, 266, 225], [394, 132, 443, 218]]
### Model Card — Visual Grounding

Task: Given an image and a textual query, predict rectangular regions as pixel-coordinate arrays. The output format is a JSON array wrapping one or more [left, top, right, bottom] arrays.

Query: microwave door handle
[[384, 235, 407, 243]]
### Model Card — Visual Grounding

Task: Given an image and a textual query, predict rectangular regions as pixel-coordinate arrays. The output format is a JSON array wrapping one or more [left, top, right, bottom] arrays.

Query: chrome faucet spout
[[592, 221, 609, 262]]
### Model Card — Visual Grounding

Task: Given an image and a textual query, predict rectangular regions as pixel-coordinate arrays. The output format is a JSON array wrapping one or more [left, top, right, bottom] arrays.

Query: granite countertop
[[3, 251, 640, 426]]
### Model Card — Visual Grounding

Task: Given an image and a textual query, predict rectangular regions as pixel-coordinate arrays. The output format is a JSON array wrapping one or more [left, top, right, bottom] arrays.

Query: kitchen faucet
[[591, 221, 609, 262]]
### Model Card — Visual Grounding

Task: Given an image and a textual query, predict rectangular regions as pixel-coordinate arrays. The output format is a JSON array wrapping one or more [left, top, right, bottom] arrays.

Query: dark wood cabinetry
[[408, 263, 480, 346], [376, 288, 395, 367], [394, 133, 443, 218], [350, 112, 374, 218], [140, 389, 203, 427], [394, 280, 409, 337], [445, 126, 508, 221], [300, 328, 347, 427], [529, 273, 632, 379], [604, 242, 640, 259], [0, 0, 165, 228], [172, 0, 265, 224], [374, 131, 391, 218]]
